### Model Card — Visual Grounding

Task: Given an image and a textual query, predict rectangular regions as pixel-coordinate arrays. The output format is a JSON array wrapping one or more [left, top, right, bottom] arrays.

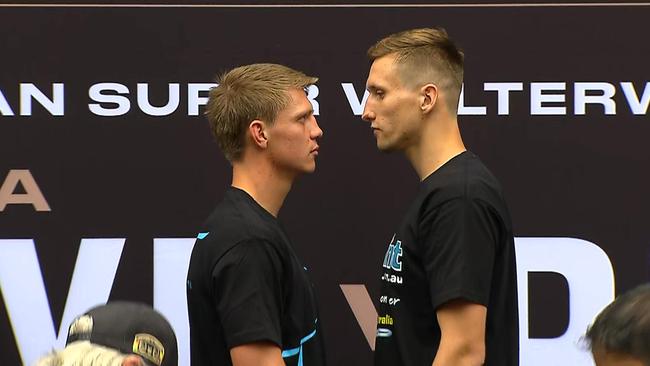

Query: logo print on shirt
[[282, 318, 318, 366], [377, 314, 394, 325], [382, 235, 403, 272], [377, 328, 393, 338]]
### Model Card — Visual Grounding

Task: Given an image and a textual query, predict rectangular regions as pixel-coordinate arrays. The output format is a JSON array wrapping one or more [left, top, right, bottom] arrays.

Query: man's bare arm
[[230, 341, 285, 366], [432, 299, 487, 366]]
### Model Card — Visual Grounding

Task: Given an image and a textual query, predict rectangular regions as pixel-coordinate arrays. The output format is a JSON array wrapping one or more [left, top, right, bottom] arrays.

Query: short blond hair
[[368, 27, 464, 113], [33, 341, 136, 366], [205, 63, 318, 162]]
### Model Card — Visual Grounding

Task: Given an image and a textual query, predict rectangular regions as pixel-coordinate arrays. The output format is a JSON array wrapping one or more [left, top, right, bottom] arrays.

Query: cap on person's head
[[66, 301, 178, 366]]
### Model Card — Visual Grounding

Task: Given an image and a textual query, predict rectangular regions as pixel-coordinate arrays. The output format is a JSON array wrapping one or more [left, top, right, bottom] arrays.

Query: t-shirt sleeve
[[420, 196, 500, 310], [210, 239, 284, 349]]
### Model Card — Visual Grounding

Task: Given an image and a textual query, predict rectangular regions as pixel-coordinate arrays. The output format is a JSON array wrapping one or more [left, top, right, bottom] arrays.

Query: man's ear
[[420, 83, 438, 114], [249, 119, 268, 149]]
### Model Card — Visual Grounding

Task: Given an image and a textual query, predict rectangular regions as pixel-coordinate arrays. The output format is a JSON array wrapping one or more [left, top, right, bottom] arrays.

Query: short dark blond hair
[[368, 27, 464, 113], [205, 63, 318, 162]]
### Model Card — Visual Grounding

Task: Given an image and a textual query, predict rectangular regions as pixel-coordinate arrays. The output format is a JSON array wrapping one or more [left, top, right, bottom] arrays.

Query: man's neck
[[404, 114, 466, 181], [231, 160, 293, 217]]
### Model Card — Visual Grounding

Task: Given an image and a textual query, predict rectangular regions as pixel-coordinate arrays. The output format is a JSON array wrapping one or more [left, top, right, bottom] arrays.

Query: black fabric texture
[[186, 187, 326, 366], [373, 151, 519, 366]]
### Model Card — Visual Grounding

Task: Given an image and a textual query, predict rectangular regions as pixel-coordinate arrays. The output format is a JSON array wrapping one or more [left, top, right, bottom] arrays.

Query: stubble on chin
[[376, 139, 397, 153]]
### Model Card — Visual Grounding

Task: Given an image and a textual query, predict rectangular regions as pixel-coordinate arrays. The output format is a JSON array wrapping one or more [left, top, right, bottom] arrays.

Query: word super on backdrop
[[1, 1, 649, 365]]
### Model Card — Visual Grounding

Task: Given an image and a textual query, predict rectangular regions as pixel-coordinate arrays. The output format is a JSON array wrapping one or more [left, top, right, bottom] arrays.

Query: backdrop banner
[[1, 2, 649, 365]]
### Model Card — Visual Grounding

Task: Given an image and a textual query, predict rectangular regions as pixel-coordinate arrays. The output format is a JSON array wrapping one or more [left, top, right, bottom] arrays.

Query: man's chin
[[376, 141, 396, 153], [301, 163, 317, 174]]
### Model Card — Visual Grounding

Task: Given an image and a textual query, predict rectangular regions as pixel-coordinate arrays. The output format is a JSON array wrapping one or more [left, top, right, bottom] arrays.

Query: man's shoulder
[[209, 191, 277, 234], [423, 152, 503, 202], [194, 195, 281, 260]]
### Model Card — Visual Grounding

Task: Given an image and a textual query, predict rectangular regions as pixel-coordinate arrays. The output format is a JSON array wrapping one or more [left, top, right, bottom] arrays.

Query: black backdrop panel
[[1, 2, 649, 365]]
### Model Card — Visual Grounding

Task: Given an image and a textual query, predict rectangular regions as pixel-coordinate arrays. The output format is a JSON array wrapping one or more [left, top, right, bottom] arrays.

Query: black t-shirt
[[374, 151, 519, 366], [186, 187, 326, 366]]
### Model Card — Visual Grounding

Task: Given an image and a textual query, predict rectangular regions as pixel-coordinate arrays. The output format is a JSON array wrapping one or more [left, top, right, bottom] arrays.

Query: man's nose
[[311, 116, 323, 139], [362, 104, 375, 122]]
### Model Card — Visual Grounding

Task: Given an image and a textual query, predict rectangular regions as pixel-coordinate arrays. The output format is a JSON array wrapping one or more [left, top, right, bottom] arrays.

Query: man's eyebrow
[[295, 108, 314, 119]]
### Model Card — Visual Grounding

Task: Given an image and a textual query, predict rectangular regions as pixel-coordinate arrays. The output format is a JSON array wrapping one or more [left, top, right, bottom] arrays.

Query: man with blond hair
[[362, 28, 519, 365], [34, 301, 178, 366], [186, 63, 325, 366]]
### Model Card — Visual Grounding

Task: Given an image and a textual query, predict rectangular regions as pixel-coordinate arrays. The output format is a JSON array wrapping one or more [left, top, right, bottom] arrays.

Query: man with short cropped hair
[[586, 283, 650, 366], [186, 63, 325, 366], [362, 28, 519, 366], [34, 301, 178, 366]]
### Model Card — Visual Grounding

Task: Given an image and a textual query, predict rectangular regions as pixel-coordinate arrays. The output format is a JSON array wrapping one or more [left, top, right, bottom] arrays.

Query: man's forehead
[[369, 55, 396, 76], [287, 87, 309, 100], [367, 55, 402, 88], [285, 88, 313, 113]]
